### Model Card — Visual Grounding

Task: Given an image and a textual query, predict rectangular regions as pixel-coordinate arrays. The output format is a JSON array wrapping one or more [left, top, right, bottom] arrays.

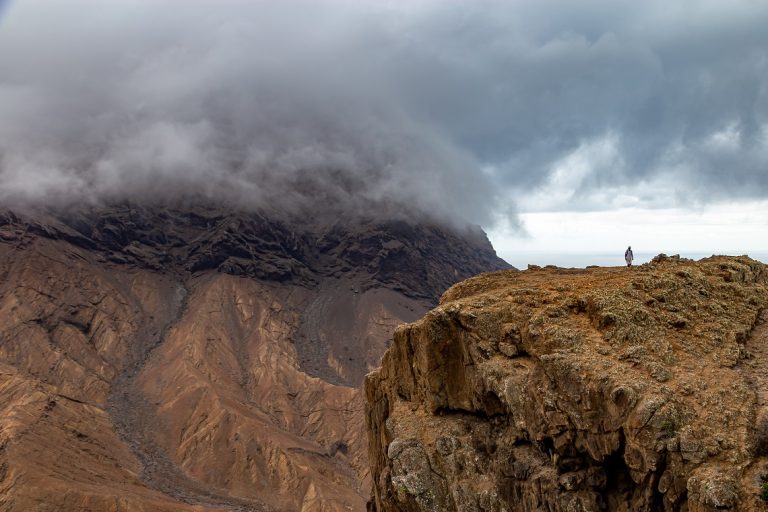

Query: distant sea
[[504, 252, 768, 270]]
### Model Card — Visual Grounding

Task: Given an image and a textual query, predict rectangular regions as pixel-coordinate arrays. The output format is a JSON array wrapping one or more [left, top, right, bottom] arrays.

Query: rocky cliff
[[366, 255, 768, 511], [0, 203, 509, 512]]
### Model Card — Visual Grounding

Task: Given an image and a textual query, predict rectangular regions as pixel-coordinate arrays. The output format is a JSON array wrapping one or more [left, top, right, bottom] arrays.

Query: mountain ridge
[[0, 203, 509, 301]]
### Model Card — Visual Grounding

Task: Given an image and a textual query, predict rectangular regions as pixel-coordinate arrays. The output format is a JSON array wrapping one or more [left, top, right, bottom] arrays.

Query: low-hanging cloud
[[0, 0, 497, 225], [0, 0, 767, 227]]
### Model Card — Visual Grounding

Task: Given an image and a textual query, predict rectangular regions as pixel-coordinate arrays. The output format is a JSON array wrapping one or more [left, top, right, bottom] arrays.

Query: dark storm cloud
[[383, 0, 768, 209], [0, 0, 767, 224]]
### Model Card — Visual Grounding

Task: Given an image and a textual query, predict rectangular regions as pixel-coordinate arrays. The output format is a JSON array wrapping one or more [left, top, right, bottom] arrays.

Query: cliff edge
[[366, 255, 768, 511]]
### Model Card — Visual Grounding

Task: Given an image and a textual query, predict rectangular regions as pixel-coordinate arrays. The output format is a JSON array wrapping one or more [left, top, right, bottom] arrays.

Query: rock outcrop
[[367, 255, 768, 511], [0, 203, 509, 512]]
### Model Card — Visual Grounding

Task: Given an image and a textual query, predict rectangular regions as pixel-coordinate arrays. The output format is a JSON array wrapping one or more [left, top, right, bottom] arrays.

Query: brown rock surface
[[366, 255, 768, 511], [0, 204, 508, 511]]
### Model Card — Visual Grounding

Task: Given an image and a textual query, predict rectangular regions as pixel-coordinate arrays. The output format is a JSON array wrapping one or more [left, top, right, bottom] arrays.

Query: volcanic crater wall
[[366, 255, 768, 511]]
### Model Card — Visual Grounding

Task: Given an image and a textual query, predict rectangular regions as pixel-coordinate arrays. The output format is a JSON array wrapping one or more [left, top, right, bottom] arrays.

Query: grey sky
[[1, 0, 767, 233]]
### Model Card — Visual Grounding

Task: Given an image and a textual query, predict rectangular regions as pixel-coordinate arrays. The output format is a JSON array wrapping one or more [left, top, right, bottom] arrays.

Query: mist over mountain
[[1, 0, 767, 231], [0, 1, 500, 226]]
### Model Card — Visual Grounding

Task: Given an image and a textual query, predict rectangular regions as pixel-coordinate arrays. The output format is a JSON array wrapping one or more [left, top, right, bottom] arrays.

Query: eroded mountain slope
[[367, 255, 768, 511], [0, 239, 209, 511], [0, 204, 509, 512]]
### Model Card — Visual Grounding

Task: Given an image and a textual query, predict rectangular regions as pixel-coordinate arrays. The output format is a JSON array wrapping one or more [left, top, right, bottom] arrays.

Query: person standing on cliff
[[625, 246, 634, 267]]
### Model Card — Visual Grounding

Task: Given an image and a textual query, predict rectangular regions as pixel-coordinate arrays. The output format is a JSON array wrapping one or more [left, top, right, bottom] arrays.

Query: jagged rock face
[[0, 205, 509, 512], [1, 205, 504, 301], [367, 256, 768, 511]]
